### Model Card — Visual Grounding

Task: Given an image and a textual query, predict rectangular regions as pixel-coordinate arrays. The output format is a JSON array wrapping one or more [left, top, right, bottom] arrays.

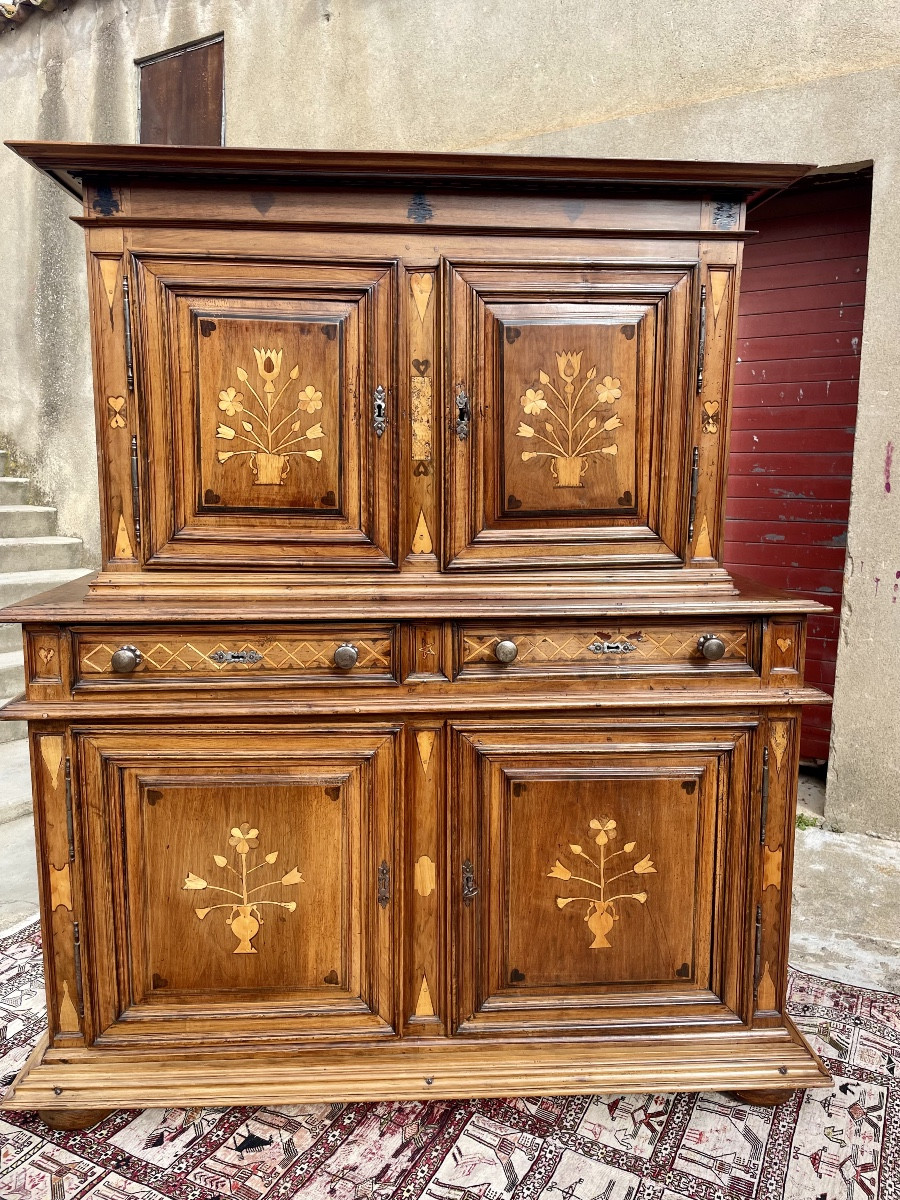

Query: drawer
[[75, 625, 399, 687], [457, 621, 757, 679]]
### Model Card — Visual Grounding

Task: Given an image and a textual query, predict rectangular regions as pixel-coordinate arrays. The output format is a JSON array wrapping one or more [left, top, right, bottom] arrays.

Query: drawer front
[[458, 621, 755, 678], [75, 626, 398, 686]]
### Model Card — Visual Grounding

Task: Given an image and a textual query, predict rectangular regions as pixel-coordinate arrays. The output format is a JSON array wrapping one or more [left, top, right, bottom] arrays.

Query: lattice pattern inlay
[[79, 637, 392, 675], [462, 627, 747, 666]]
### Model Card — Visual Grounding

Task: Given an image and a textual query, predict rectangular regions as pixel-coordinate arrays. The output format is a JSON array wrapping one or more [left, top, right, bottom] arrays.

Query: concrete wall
[[1, 0, 898, 836]]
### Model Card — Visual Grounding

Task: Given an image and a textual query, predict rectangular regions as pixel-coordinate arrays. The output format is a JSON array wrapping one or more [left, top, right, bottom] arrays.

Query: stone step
[[0, 624, 21, 653], [0, 451, 8, 475], [0, 737, 33, 825], [0, 506, 58, 537], [0, 700, 26, 746], [0, 568, 93, 610], [0, 536, 83, 573], [0, 650, 24, 697], [0, 478, 29, 505]]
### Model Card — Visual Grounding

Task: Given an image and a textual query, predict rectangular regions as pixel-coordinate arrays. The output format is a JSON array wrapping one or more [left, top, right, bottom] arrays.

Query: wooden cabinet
[[1, 143, 831, 1122]]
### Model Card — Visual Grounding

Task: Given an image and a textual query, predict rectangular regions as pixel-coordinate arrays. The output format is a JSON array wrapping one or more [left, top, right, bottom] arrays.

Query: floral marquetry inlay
[[516, 351, 624, 488], [548, 818, 656, 949], [215, 347, 327, 486], [183, 821, 304, 954]]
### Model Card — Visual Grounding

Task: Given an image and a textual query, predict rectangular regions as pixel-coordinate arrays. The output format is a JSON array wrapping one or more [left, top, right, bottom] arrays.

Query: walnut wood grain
[[0, 143, 830, 1116]]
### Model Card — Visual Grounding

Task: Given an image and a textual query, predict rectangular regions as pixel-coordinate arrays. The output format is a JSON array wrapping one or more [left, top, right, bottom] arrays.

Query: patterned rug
[[0, 920, 896, 1199]]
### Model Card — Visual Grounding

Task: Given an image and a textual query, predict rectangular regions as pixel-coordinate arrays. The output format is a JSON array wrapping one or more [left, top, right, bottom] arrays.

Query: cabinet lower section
[[8, 708, 830, 1111], [6, 1022, 828, 1112]]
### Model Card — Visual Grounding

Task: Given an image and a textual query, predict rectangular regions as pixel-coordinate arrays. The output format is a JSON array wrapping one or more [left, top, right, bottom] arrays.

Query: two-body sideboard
[[0, 142, 831, 1126]]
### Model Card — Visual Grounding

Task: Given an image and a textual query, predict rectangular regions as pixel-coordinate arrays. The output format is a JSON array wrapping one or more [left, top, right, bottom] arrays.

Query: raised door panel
[[451, 720, 754, 1035], [76, 726, 398, 1046], [444, 259, 696, 568], [133, 256, 398, 567]]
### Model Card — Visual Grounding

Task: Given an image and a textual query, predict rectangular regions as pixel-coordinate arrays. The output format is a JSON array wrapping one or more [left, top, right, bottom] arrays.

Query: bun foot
[[37, 1107, 114, 1131], [730, 1088, 797, 1108]]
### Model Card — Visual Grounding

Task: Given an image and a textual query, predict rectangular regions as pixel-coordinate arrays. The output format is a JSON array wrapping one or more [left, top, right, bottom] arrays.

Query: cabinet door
[[444, 259, 695, 569], [76, 726, 398, 1046], [133, 255, 397, 568], [451, 719, 754, 1035]]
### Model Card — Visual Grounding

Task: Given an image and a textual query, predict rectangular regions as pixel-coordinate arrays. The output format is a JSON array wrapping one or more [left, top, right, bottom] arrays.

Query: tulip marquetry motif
[[182, 822, 304, 954], [548, 817, 657, 948], [516, 351, 624, 487], [215, 347, 327, 485]]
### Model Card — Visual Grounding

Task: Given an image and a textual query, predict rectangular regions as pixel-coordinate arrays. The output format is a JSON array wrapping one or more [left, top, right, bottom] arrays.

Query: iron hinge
[[753, 904, 763, 997], [687, 446, 700, 542], [73, 918, 85, 1018], [121, 274, 135, 393], [377, 860, 391, 908], [760, 746, 770, 845], [130, 434, 141, 547], [64, 756, 75, 864], [696, 282, 707, 393]]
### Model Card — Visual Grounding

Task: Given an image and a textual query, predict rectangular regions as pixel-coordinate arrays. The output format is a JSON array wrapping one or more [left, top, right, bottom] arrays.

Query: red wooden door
[[725, 174, 871, 760]]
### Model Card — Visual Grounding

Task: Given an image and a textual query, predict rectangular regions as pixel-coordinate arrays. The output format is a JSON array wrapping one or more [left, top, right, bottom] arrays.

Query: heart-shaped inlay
[[412, 358, 430, 376], [38, 647, 55, 665], [507, 494, 523, 510], [505, 327, 521, 344], [413, 460, 433, 476], [410, 273, 433, 321], [203, 489, 222, 506], [776, 637, 792, 654], [704, 400, 720, 416]]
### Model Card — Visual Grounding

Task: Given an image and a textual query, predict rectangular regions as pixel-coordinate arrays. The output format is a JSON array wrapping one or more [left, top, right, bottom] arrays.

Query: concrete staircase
[[0, 448, 92, 747]]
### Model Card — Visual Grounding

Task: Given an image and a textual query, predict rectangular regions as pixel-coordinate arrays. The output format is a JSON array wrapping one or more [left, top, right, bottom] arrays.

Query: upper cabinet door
[[444, 259, 696, 570], [133, 255, 398, 569]]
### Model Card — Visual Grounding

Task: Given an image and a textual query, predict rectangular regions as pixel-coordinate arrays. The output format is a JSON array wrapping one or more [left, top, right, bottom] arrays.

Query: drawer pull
[[698, 633, 726, 661], [494, 639, 519, 664], [462, 859, 479, 905], [333, 643, 359, 670], [208, 649, 263, 665], [111, 644, 142, 674], [589, 640, 636, 655]]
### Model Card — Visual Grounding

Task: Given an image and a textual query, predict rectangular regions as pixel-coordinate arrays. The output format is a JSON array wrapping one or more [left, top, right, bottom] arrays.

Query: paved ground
[[0, 740, 896, 991]]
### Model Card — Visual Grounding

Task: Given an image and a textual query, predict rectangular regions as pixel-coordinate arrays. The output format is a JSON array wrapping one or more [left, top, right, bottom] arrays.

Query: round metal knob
[[494, 639, 519, 664], [697, 633, 726, 661], [333, 643, 359, 670], [111, 644, 142, 674]]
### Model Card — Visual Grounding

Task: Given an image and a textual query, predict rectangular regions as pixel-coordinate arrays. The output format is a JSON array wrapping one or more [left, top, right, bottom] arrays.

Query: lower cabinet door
[[451, 718, 756, 1036], [75, 725, 399, 1046]]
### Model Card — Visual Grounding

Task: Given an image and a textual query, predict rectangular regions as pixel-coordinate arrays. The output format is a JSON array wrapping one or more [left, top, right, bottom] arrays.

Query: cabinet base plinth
[[730, 1087, 798, 1108], [37, 1108, 114, 1131], [4, 1025, 830, 1111]]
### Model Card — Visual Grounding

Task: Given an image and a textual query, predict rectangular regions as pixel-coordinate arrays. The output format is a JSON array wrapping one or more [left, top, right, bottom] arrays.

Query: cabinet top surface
[[6, 140, 814, 201]]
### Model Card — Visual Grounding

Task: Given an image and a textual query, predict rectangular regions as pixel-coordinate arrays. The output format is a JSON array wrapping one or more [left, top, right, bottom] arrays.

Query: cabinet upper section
[[9, 142, 813, 588]]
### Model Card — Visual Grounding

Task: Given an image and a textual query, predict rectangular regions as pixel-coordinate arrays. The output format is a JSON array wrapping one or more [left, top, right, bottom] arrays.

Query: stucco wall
[[1, 0, 898, 835]]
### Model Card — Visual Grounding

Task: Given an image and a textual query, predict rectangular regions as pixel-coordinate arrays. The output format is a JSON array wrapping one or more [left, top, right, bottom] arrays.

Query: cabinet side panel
[[32, 731, 85, 1047], [754, 712, 801, 1024], [86, 231, 140, 569]]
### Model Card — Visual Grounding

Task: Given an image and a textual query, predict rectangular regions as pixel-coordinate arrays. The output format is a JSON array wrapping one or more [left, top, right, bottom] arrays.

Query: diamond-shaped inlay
[[79, 635, 393, 676], [462, 626, 747, 667]]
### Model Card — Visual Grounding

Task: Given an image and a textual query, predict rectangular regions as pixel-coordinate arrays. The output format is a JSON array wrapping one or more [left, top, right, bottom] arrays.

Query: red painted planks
[[724, 175, 871, 759], [730, 429, 856, 455], [740, 255, 867, 292]]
